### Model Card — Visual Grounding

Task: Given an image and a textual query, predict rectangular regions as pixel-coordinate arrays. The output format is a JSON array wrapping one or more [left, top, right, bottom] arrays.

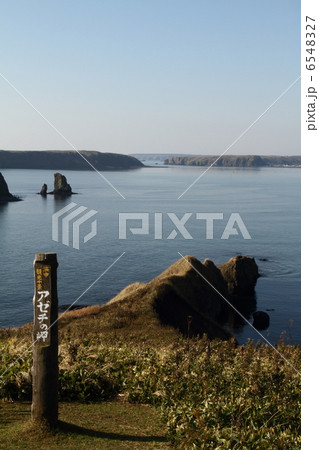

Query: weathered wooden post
[[31, 253, 59, 426]]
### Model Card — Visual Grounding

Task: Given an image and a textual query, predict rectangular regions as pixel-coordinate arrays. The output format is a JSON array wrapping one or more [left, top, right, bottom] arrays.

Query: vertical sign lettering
[[32, 253, 59, 426], [34, 265, 52, 346]]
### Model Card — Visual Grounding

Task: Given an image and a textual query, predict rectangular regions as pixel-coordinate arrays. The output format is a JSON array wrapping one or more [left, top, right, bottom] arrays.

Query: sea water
[[0, 166, 300, 344]]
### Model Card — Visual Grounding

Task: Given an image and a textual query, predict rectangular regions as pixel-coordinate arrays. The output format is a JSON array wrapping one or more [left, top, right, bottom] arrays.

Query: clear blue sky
[[0, 0, 300, 155]]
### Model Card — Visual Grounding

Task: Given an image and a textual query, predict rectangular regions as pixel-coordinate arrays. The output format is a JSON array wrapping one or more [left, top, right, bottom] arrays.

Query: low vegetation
[[0, 333, 300, 448], [0, 256, 300, 447]]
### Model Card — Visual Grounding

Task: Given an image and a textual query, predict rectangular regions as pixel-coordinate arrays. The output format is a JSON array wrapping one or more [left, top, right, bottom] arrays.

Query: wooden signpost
[[31, 253, 59, 426]]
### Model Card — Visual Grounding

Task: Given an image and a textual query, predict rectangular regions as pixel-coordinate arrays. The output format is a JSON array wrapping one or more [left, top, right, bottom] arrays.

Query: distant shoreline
[[0, 151, 301, 170], [163, 155, 301, 168], [0, 150, 144, 171]]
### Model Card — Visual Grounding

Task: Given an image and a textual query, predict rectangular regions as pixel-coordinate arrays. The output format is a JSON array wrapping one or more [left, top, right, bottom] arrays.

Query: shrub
[[0, 336, 300, 447]]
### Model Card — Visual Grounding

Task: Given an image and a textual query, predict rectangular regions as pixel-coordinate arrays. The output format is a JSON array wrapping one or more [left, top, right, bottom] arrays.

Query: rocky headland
[[54, 254, 264, 343], [1, 254, 271, 343], [0, 173, 21, 202]]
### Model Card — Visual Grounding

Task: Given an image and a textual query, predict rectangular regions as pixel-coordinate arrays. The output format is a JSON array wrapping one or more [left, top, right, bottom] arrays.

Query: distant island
[[0, 151, 301, 170], [164, 155, 301, 168], [131, 153, 197, 161], [0, 150, 144, 170]]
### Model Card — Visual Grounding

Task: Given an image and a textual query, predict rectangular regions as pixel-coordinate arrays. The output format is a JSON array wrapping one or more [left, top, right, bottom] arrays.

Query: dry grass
[[1, 255, 233, 347]]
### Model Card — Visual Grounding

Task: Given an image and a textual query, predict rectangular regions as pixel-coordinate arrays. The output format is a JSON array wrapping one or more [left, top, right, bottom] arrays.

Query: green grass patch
[[0, 401, 169, 449]]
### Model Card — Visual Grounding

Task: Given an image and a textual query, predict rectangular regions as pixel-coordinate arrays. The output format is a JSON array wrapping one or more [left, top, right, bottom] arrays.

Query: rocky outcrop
[[108, 256, 231, 340], [48, 173, 73, 196], [151, 256, 230, 338], [253, 311, 270, 330], [0, 173, 12, 198], [0, 173, 20, 202], [54, 173, 72, 195], [108, 255, 260, 340], [39, 184, 47, 196], [58, 255, 263, 343], [218, 255, 259, 296]]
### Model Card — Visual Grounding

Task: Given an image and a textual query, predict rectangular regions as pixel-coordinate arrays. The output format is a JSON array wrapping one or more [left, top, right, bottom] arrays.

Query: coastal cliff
[[0, 173, 20, 202], [164, 155, 301, 167], [0, 150, 144, 170], [1, 254, 260, 342], [54, 254, 259, 343]]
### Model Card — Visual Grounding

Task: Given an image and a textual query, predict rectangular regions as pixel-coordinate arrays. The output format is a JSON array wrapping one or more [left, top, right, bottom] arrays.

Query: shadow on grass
[[57, 420, 168, 443], [0, 403, 30, 425]]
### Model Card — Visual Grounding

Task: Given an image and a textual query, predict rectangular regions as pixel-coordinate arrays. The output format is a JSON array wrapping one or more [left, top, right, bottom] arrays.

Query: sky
[[0, 0, 300, 155]]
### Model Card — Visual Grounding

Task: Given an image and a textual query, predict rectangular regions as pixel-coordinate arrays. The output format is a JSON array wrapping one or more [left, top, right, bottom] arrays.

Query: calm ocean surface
[[0, 165, 300, 345]]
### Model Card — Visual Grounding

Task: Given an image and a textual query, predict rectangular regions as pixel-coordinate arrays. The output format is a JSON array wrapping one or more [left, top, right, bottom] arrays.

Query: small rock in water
[[253, 311, 270, 330], [39, 184, 48, 196]]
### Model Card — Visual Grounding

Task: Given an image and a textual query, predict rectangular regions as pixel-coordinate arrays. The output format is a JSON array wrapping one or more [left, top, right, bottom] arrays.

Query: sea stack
[[218, 255, 260, 296], [39, 184, 48, 196], [49, 173, 73, 196], [0, 172, 20, 202]]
